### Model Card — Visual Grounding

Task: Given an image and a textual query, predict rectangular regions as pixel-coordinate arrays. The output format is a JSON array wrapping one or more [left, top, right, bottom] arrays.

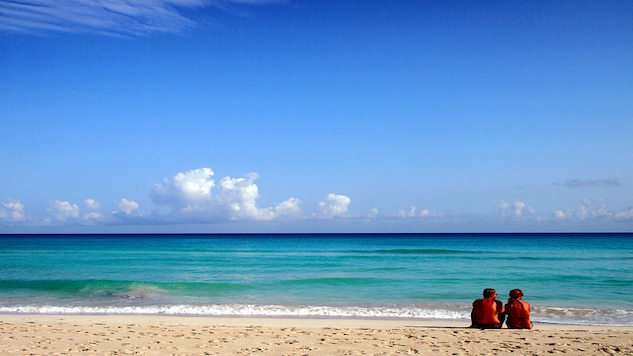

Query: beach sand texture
[[0, 315, 631, 355]]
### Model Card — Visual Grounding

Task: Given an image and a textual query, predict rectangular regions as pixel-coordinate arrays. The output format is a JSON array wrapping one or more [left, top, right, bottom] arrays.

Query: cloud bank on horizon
[[1, 167, 632, 231], [0, 167, 351, 227]]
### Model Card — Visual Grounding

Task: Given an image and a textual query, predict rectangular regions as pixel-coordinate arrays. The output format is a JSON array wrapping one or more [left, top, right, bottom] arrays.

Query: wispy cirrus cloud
[[0, 0, 283, 36], [556, 179, 622, 188]]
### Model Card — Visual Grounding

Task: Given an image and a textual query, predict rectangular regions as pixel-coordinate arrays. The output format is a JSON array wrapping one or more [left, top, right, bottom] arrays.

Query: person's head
[[483, 288, 497, 298], [509, 289, 524, 299]]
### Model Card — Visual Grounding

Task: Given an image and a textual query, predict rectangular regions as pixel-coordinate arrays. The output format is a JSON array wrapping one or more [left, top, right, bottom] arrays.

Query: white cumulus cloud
[[117, 198, 139, 215], [83, 212, 105, 222], [615, 208, 633, 221], [553, 210, 568, 220], [84, 199, 100, 210], [273, 197, 303, 219], [216, 173, 276, 221], [0, 199, 26, 221], [578, 199, 613, 220], [49, 200, 80, 221], [152, 167, 216, 208], [366, 208, 379, 219], [151, 168, 302, 222], [395, 206, 433, 218], [497, 200, 537, 219], [317, 193, 351, 219]]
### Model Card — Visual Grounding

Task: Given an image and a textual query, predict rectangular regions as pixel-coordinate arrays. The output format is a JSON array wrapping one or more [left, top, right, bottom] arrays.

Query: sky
[[1, 0, 632, 233]]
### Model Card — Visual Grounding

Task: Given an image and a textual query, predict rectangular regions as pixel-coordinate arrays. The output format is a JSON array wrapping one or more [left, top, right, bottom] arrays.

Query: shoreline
[[2, 313, 633, 330]]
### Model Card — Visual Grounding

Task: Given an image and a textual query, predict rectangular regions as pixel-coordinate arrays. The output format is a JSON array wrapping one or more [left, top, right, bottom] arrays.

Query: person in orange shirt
[[505, 289, 533, 329], [470, 288, 505, 328]]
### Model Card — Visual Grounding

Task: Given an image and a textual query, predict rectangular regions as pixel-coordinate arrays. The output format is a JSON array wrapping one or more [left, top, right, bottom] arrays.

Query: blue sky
[[1, 0, 632, 233]]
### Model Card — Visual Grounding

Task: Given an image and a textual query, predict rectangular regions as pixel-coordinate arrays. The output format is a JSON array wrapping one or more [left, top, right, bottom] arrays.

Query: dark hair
[[509, 289, 524, 299], [483, 288, 497, 298]]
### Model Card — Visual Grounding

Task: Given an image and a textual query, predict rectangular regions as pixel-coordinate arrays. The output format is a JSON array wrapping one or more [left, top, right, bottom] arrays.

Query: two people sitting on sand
[[470, 288, 533, 329]]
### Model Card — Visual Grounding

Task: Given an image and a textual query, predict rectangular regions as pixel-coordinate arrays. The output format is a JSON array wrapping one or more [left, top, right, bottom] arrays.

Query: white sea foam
[[0, 304, 469, 320], [1, 304, 631, 326], [532, 307, 633, 326]]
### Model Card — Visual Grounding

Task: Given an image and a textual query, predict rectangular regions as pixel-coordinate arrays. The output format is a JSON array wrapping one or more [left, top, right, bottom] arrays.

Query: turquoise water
[[0, 233, 631, 325]]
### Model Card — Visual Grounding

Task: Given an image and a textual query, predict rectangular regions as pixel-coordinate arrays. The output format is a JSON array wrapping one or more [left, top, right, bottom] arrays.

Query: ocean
[[0, 233, 631, 326]]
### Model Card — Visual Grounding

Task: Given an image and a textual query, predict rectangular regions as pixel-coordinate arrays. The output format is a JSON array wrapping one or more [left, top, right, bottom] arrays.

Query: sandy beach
[[0, 315, 631, 355]]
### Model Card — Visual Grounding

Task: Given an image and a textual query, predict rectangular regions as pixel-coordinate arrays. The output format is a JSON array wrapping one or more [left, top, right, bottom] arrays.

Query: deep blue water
[[0, 233, 631, 325]]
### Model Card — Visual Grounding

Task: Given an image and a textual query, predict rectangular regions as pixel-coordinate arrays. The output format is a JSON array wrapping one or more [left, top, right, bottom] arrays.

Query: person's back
[[505, 289, 533, 329], [471, 288, 505, 328]]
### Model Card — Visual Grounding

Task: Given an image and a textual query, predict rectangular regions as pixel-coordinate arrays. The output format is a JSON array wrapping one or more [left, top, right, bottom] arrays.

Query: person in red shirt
[[505, 289, 533, 329], [470, 288, 505, 328]]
